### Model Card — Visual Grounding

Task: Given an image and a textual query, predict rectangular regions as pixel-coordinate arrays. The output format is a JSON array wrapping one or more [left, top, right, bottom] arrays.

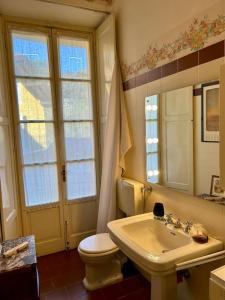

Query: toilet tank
[[117, 178, 144, 216]]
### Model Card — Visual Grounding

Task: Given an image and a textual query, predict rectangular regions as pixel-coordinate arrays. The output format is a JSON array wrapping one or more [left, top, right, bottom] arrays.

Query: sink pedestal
[[151, 272, 177, 300]]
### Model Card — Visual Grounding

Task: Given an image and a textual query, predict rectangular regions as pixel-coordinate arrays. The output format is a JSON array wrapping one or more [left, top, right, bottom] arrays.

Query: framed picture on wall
[[210, 175, 225, 197], [201, 81, 220, 142]]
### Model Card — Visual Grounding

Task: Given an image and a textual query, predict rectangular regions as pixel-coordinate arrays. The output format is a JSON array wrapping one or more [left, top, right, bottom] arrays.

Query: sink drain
[[162, 249, 170, 253]]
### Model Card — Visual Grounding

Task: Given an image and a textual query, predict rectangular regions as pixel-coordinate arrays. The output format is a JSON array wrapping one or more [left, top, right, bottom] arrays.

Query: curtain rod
[[36, 0, 110, 14]]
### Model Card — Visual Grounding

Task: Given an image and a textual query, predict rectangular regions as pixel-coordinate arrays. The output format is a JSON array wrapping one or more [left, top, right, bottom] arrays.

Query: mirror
[[145, 82, 222, 201]]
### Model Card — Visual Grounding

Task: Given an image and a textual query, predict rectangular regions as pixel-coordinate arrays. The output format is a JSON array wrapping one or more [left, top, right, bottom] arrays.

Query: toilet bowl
[[78, 233, 123, 291], [78, 178, 144, 290]]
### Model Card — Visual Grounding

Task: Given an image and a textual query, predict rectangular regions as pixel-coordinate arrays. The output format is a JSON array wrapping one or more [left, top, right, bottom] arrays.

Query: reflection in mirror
[[145, 83, 220, 200], [145, 95, 159, 183]]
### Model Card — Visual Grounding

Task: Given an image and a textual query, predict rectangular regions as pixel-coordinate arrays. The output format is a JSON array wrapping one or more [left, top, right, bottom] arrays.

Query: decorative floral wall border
[[121, 15, 225, 80]]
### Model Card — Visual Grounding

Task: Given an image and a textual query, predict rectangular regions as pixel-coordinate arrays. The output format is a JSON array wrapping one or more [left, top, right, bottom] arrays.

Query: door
[[220, 65, 225, 189], [7, 24, 98, 255], [0, 18, 20, 241], [161, 86, 194, 194], [53, 30, 99, 248]]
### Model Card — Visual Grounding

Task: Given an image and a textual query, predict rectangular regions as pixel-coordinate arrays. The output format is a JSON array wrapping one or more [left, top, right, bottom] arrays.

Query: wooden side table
[[0, 235, 39, 300]]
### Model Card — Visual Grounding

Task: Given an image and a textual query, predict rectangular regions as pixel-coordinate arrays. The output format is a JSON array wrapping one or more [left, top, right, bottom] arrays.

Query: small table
[[0, 235, 39, 300]]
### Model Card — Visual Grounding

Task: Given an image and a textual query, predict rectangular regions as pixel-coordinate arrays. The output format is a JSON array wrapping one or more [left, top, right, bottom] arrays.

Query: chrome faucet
[[164, 214, 193, 234], [174, 218, 182, 229], [164, 213, 174, 225], [183, 221, 193, 233]]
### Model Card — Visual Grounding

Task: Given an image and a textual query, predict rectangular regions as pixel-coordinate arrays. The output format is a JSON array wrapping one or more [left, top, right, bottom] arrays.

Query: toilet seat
[[79, 233, 118, 254]]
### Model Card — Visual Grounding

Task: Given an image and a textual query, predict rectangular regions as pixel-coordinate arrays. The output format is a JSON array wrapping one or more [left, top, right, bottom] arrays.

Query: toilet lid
[[79, 233, 118, 254]]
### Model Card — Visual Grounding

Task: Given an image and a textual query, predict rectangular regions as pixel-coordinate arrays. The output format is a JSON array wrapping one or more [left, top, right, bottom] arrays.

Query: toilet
[[78, 178, 144, 291]]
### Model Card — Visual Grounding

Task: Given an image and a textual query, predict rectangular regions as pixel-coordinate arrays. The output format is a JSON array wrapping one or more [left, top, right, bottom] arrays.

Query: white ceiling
[[39, 0, 113, 12], [0, 0, 108, 28]]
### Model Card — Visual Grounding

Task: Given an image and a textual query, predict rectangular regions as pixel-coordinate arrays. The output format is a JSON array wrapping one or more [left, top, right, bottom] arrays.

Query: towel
[[190, 223, 208, 243]]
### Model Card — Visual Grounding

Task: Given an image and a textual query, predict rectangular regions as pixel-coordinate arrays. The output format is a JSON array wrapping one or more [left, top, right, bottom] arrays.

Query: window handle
[[61, 165, 66, 182]]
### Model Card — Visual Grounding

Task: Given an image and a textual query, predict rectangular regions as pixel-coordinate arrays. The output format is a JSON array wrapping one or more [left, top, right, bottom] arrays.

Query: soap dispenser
[[153, 202, 164, 220]]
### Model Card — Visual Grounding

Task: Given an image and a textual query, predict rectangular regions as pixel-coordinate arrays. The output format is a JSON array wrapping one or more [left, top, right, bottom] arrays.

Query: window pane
[[23, 164, 59, 206], [20, 123, 56, 164], [64, 122, 94, 161], [58, 37, 90, 80], [12, 31, 50, 77], [16, 79, 53, 121], [62, 81, 93, 120], [66, 161, 96, 200]]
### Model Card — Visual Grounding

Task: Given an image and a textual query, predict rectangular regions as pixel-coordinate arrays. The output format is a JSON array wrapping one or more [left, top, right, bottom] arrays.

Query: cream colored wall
[[113, 0, 225, 236], [113, 0, 225, 79], [114, 1, 225, 299], [194, 89, 220, 196], [123, 63, 225, 300], [113, 0, 221, 61]]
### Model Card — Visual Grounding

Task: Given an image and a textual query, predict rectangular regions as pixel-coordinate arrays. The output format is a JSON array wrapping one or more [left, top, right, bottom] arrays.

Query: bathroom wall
[[113, 0, 225, 80], [112, 0, 225, 236], [113, 1, 225, 299]]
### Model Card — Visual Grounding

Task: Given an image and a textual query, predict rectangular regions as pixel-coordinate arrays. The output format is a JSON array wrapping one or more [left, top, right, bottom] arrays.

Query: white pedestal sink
[[108, 213, 223, 300]]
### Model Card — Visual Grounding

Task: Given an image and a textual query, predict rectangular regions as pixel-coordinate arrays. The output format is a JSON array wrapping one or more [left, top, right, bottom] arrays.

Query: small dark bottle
[[153, 202, 164, 219]]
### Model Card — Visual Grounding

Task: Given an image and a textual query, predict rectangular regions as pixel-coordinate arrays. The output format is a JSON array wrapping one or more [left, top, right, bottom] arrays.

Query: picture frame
[[210, 175, 225, 197], [201, 81, 220, 142]]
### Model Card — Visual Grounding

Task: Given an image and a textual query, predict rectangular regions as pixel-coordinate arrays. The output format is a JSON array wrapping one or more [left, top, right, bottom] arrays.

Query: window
[[12, 31, 58, 206], [145, 95, 159, 183], [10, 28, 97, 206], [57, 36, 96, 200]]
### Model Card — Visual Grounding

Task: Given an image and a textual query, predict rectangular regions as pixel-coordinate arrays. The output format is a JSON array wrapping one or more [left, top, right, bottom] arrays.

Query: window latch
[[61, 165, 66, 182]]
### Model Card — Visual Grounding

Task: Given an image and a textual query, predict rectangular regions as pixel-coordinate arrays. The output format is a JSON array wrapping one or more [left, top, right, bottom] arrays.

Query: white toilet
[[78, 178, 144, 291]]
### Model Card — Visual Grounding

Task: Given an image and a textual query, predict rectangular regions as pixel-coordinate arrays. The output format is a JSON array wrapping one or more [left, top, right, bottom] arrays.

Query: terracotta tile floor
[[38, 250, 151, 300]]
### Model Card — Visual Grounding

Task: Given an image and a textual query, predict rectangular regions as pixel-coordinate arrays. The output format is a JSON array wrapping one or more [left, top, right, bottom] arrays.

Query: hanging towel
[[96, 56, 132, 233]]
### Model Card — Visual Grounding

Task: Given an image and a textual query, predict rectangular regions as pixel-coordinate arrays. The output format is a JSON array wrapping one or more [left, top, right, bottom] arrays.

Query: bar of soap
[[192, 235, 208, 244], [190, 223, 208, 244], [3, 241, 29, 258], [17, 241, 29, 252]]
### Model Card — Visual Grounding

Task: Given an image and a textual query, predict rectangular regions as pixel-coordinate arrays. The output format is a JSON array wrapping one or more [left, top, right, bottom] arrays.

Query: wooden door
[[161, 86, 194, 194]]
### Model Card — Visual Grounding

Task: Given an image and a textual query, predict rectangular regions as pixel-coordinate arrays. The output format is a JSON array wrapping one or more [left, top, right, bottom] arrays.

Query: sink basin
[[122, 218, 191, 255], [108, 213, 223, 275]]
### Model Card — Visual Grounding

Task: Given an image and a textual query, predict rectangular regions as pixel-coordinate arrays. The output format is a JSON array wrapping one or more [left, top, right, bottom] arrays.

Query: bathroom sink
[[108, 213, 223, 275], [122, 218, 191, 255]]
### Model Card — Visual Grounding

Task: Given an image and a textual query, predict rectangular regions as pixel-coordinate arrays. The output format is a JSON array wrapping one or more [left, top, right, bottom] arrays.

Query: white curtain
[[96, 57, 132, 233]]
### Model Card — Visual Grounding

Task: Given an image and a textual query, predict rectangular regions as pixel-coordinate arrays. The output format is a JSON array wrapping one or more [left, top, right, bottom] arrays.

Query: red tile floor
[[38, 250, 151, 300]]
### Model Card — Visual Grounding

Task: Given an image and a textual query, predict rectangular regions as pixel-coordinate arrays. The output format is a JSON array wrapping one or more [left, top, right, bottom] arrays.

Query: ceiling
[[0, 0, 110, 28], [38, 0, 113, 12], [89, 0, 112, 3]]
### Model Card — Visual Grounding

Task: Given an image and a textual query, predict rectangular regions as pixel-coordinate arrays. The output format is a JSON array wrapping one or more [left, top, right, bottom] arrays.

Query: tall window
[[57, 36, 96, 200], [10, 28, 97, 207], [145, 95, 159, 183]]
